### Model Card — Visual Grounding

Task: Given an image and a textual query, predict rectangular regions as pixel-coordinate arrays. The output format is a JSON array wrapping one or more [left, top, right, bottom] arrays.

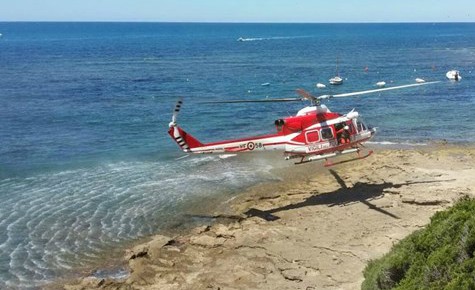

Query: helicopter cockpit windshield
[[355, 117, 372, 133]]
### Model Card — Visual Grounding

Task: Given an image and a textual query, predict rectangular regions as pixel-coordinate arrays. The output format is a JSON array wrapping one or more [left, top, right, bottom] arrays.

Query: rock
[[148, 235, 174, 257], [164, 246, 181, 253], [125, 235, 172, 260], [64, 277, 105, 290], [191, 225, 210, 235], [280, 268, 305, 282], [401, 197, 415, 204], [158, 258, 175, 267], [402, 197, 449, 206], [372, 199, 393, 208], [125, 244, 149, 260], [211, 224, 234, 238], [189, 235, 226, 247]]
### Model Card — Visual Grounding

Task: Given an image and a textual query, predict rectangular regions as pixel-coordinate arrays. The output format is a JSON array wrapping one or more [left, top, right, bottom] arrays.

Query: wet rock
[[125, 235, 172, 260], [64, 277, 105, 290], [125, 244, 148, 260]]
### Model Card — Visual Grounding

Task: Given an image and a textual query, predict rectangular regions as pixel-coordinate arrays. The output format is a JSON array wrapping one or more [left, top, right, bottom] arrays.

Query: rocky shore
[[63, 145, 475, 290]]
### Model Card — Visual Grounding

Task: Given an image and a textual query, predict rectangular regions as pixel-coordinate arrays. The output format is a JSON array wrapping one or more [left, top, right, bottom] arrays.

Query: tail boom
[[168, 125, 291, 154]]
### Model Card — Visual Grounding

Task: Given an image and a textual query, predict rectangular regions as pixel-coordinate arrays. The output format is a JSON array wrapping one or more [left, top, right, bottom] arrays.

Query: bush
[[362, 197, 475, 290]]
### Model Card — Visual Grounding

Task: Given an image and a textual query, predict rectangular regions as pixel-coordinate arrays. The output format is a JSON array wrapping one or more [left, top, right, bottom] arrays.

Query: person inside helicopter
[[336, 122, 351, 144]]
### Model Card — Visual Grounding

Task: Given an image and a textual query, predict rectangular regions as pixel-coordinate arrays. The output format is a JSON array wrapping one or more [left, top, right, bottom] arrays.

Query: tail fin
[[168, 98, 204, 152], [168, 125, 204, 152]]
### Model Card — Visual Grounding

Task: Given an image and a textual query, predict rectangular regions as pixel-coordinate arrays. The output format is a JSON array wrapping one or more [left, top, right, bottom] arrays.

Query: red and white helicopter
[[168, 81, 439, 166]]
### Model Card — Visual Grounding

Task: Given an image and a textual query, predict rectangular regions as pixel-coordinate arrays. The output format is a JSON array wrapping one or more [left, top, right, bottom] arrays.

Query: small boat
[[446, 70, 461, 81], [261, 82, 270, 86], [329, 76, 343, 85], [316, 83, 326, 89], [237, 37, 253, 42], [415, 78, 425, 83], [376, 81, 386, 87], [329, 57, 343, 85]]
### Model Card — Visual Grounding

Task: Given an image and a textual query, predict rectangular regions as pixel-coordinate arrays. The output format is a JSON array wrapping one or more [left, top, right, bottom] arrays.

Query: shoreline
[[62, 144, 475, 289]]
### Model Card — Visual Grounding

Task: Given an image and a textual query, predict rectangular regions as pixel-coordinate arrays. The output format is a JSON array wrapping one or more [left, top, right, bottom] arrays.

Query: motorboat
[[237, 37, 254, 42], [415, 78, 425, 83], [446, 70, 461, 81], [316, 83, 326, 89], [376, 81, 386, 87]]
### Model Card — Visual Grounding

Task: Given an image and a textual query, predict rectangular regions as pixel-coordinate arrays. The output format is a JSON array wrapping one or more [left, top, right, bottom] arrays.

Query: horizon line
[[0, 20, 474, 24]]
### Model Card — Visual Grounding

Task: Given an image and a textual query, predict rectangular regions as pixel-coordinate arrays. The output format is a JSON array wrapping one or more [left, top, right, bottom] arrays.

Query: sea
[[0, 22, 474, 288]]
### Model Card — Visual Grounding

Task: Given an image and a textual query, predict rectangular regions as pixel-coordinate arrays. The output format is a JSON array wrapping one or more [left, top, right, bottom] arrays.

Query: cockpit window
[[357, 120, 367, 132], [321, 127, 334, 140]]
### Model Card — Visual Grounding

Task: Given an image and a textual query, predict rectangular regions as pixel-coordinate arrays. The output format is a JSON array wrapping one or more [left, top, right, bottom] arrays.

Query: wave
[[237, 35, 310, 42]]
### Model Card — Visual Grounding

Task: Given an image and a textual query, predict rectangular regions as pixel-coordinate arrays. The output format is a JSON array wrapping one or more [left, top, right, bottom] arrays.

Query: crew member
[[336, 124, 351, 144]]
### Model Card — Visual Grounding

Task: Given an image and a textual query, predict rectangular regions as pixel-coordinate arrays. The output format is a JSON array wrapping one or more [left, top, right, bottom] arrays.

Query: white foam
[[238, 36, 310, 42], [366, 141, 428, 146], [219, 154, 237, 159]]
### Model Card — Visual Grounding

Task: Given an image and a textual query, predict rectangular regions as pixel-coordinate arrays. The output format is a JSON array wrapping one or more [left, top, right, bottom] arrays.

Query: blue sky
[[2, 0, 474, 22]]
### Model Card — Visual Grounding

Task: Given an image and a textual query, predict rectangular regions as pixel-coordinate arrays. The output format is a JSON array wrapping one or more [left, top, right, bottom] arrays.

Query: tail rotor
[[168, 98, 204, 153], [169, 97, 183, 127]]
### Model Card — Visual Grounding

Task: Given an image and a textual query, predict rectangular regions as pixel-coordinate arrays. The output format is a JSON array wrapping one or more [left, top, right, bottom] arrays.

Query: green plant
[[362, 197, 475, 290]]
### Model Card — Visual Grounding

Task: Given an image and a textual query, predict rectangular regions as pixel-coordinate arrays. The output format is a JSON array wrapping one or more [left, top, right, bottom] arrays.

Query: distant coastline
[[1, 20, 475, 23]]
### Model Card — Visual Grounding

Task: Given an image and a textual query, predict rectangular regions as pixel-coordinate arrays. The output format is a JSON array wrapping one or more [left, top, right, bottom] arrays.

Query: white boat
[[261, 82, 270, 86], [237, 37, 253, 42], [376, 81, 386, 87], [446, 70, 461, 81], [329, 57, 343, 85], [415, 78, 425, 83], [316, 83, 326, 89], [329, 76, 343, 85]]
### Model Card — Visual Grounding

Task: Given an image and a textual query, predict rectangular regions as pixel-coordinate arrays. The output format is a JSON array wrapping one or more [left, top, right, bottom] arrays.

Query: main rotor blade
[[329, 81, 441, 98], [295, 88, 317, 101], [201, 97, 303, 104]]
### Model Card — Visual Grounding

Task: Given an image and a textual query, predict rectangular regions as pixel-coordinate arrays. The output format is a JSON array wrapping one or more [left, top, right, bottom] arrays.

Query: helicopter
[[168, 81, 439, 166]]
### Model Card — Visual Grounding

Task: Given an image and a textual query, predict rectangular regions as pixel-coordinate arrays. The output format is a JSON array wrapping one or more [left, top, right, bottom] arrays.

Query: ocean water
[[0, 22, 474, 288]]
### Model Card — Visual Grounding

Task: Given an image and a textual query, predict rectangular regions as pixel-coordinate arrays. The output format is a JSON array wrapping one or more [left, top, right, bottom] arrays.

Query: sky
[[1, 0, 474, 22]]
